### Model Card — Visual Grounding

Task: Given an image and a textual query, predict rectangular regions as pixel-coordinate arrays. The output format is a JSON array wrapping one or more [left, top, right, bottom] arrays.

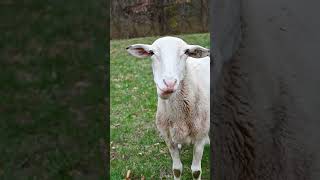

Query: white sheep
[[127, 36, 210, 180]]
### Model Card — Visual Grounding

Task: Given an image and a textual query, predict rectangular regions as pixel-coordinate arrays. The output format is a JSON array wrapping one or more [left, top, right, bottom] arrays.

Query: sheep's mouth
[[159, 89, 175, 99], [159, 94, 171, 99], [161, 89, 174, 94], [156, 84, 176, 99]]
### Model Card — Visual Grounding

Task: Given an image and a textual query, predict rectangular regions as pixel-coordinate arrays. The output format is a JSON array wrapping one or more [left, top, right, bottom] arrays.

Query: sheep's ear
[[126, 44, 154, 58], [185, 45, 210, 58]]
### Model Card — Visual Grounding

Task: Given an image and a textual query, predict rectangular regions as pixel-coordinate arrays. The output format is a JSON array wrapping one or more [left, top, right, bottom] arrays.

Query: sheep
[[126, 36, 210, 180]]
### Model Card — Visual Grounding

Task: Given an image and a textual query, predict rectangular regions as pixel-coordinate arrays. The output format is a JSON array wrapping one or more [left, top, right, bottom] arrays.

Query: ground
[[110, 33, 210, 179]]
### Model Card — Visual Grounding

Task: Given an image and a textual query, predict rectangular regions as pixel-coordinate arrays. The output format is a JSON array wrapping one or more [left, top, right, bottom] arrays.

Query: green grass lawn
[[110, 33, 210, 179]]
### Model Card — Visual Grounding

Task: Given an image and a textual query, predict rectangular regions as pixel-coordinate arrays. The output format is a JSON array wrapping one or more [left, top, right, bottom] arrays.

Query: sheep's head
[[127, 36, 209, 99]]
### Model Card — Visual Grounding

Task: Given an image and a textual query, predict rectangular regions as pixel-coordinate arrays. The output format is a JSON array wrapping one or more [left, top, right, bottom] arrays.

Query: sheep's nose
[[163, 79, 177, 90]]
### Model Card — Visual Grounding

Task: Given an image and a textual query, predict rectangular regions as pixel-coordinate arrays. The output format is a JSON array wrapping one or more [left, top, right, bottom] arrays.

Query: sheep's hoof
[[173, 169, 181, 178], [192, 170, 201, 179]]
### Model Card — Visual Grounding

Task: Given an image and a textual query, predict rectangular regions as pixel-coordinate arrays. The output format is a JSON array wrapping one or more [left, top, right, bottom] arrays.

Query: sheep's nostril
[[163, 79, 177, 89], [163, 79, 167, 86]]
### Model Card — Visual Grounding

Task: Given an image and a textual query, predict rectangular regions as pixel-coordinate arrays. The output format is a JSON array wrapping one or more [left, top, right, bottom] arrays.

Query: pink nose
[[163, 79, 177, 90]]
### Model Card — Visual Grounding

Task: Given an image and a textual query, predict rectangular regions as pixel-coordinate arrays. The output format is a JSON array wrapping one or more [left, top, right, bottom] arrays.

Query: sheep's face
[[127, 36, 209, 100]]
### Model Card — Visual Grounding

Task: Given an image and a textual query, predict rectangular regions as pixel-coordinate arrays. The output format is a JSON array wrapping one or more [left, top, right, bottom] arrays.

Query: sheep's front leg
[[191, 139, 206, 180], [164, 139, 183, 180]]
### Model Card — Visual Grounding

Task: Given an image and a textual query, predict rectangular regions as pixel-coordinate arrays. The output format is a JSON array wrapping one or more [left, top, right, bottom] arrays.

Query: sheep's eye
[[185, 49, 198, 57], [149, 50, 154, 55]]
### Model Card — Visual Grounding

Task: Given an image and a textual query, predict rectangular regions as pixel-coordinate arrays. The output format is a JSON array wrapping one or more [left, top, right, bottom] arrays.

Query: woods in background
[[111, 0, 208, 39]]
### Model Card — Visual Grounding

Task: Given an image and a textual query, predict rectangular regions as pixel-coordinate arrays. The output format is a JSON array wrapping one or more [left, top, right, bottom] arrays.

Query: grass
[[110, 33, 210, 179], [0, 1, 106, 179]]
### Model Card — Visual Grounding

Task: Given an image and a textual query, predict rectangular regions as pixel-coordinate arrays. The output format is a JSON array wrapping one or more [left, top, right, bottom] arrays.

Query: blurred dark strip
[[210, 0, 320, 179], [0, 0, 108, 179]]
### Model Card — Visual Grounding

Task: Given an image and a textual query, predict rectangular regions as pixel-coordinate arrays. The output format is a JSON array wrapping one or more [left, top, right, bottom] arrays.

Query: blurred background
[[111, 0, 208, 39]]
